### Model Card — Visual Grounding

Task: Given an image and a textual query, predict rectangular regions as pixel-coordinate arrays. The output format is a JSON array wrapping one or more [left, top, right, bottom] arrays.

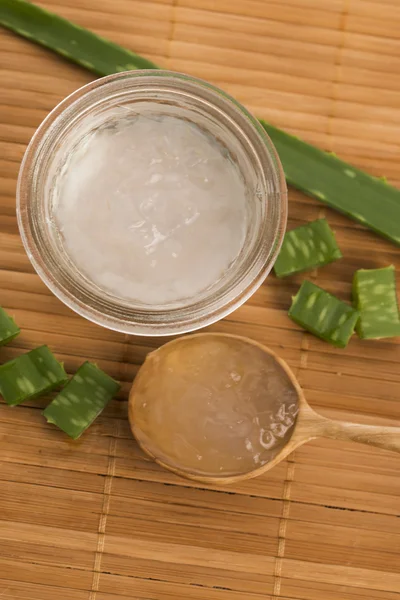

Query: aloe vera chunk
[[289, 280, 359, 348], [260, 122, 400, 247], [0, 345, 68, 406], [274, 218, 342, 278], [0, 307, 20, 345], [43, 361, 120, 439], [352, 265, 400, 339], [0, 0, 158, 75]]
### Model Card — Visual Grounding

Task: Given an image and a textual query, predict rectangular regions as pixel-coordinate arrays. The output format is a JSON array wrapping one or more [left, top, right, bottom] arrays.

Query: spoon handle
[[318, 417, 400, 454]]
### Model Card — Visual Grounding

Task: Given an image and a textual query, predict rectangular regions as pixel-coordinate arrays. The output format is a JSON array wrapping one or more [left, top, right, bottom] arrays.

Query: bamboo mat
[[0, 0, 399, 599]]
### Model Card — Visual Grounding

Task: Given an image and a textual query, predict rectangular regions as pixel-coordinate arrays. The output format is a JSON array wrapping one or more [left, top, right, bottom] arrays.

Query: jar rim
[[17, 70, 287, 336]]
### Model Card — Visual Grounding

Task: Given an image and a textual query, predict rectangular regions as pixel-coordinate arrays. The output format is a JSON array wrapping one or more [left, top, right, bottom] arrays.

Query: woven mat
[[0, 1, 399, 599]]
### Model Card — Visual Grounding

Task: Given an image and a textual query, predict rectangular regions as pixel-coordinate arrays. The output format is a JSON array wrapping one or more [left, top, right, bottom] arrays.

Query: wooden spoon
[[129, 333, 400, 485]]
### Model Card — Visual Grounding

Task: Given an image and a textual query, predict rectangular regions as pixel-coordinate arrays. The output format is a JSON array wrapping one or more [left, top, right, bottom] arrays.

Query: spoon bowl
[[129, 333, 400, 484]]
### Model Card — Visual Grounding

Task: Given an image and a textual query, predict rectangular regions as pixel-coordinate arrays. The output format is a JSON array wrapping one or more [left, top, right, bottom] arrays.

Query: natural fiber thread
[[273, 332, 308, 597], [89, 419, 119, 600], [327, 0, 351, 145], [299, 334, 310, 372], [295, 327, 310, 389], [121, 334, 131, 383], [167, 0, 178, 68], [273, 457, 296, 598]]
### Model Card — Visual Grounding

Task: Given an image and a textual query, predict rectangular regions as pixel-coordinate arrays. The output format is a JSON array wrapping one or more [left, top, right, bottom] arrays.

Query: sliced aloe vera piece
[[43, 361, 120, 439], [0, 307, 20, 345], [0, 0, 158, 75], [352, 265, 400, 339], [274, 218, 342, 278], [0, 345, 68, 406], [260, 121, 400, 247], [289, 280, 359, 348]]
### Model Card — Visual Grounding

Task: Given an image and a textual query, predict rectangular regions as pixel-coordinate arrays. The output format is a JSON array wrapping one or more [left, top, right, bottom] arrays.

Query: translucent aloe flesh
[[0, 307, 20, 345], [43, 361, 120, 439], [274, 218, 342, 278], [352, 266, 400, 339], [0, 0, 159, 76], [260, 122, 400, 247], [0, 345, 68, 406], [1, 0, 400, 247], [289, 280, 359, 348]]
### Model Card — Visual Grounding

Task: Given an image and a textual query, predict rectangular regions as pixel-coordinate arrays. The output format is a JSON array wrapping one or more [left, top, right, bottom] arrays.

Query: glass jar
[[17, 71, 287, 336]]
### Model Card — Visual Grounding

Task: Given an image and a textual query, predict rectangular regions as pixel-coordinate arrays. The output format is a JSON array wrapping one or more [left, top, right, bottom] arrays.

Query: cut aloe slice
[[274, 218, 342, 278], [43, 361, 120, 439], [0, 345, 68, 406], [353, 265, 400, 339], [0, 307, 20, 345], [289, 280, 359, 348]]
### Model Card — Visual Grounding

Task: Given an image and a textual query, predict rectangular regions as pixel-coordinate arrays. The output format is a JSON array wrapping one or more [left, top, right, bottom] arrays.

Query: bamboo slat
[[0, 0, 399, 599]]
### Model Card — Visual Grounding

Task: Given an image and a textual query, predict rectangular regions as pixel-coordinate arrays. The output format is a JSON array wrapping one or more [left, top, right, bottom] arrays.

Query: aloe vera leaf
[[289, 280, 359, 348], [274, 218, 342, 278], [0, 0, 159, 75], [352, 265, 400, 340], [260, 121, 400, 247], [2, 2, 400, 247], [43, 361, 120, 439], [0, 307, 20, 345], [0, 345, 68, 406]]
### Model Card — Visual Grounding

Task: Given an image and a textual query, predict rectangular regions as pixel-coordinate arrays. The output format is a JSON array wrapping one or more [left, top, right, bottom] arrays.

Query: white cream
[[54, 114, 248, 306]]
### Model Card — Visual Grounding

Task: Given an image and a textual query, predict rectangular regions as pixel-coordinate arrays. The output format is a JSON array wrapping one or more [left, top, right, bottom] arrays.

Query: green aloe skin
[[353, 266, 400, 340], [1, 0, 400, 246], [43, 361, 121, 439], [289, 280, 360, 348], [0, 0, 159, 74], [274, 218, 342, 278], [260, 122, 400, 247], [0, 306, 20, 346], [0, 345, 68, 406]]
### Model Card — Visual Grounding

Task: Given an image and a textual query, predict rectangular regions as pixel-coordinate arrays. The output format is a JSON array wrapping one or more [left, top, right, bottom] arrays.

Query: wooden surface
[[0, 1, 399, 599]]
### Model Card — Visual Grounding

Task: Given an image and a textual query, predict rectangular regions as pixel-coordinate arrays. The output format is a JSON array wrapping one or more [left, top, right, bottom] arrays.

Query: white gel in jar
[[18, 72, 287, 335], [54, 113, 248, 306]]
